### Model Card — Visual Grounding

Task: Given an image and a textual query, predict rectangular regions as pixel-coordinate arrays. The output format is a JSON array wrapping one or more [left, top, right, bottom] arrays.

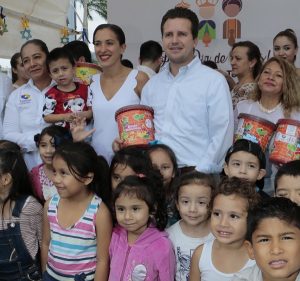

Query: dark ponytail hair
[[10, 52, 21, 84], [113, 170, 167, 230], [0, 149, 33, 216], [53, 142, 111, 204], [34, 125, 72, 148], [231, 41, 262, 78]]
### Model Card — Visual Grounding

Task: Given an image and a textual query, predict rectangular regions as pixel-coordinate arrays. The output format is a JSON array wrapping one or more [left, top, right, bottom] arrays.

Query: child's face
[[111, 164, 136, 190], [211, 194, 248, 246], [53, 156, 93, 198], [49, 58, 75, 88], [149, 149, 175, 186], [115, 194, 149, 240], [246, 218, 300, 281], [176, 183, 211, 228], [276, 175, 300, 206], [224, 151, 266, 183], [38, 134, 56, 166]]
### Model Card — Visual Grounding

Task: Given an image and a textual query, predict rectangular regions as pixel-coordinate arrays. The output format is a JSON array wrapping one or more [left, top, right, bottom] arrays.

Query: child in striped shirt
[[41, 142, 112, 281]]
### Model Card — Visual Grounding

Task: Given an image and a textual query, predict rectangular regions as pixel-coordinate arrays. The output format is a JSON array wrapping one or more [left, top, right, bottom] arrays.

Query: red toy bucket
[[235, 113, 276, 151], [115, 105, 155, 147], [270, 119, 300, 164], [75, 62, 102, 85]]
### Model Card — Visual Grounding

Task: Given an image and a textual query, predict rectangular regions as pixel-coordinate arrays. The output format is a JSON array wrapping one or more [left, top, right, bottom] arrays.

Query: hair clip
[[137, 173, 146, 178], [148, 140, 162, 146], [54, 132, 72, 147], [34, 133, 41, 144]]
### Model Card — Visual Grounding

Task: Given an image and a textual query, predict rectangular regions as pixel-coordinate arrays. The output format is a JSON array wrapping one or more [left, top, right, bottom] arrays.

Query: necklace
[[258, 101, 281, 114]]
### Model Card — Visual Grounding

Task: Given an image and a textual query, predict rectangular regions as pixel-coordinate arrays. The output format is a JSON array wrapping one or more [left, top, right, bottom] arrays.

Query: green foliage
[[76, 0, 107, 19]]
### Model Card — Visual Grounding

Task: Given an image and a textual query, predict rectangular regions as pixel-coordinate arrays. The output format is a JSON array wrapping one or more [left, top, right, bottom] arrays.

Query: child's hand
[[64, 113, 75, 123], [112, 137, 124, 152], [73, 111, 85, 118], [70, 115, 95, 142]]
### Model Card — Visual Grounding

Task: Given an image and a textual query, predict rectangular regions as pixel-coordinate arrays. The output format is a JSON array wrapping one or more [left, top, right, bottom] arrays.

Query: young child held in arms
[[232, 197, 300, 281], [189, 177, 259, 281], [31, 125, 72, 202], [0, 148, 43, 280], [148, 143, 179, 225], [109, 174, 176, 280], [41, 142, 112, 281], [167, 171, 215, 281], [223, 139, 268, 198], [274, 160, 300, 205], [43, 47, 92, 128]]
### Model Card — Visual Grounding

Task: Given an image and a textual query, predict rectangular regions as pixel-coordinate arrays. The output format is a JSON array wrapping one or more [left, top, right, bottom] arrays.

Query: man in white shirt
[[137, 40, 163, 79], [141, 7, 234, 173]]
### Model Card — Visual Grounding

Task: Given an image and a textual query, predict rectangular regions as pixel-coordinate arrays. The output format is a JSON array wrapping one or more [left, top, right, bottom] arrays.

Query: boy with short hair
[[223, 139, 268, 198], [43, 47, 92, 128], [274, 160, 300, 205], [232, 197, 300, 281]]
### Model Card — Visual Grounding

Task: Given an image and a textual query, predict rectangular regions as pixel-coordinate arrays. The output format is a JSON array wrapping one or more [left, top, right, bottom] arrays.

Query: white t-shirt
[[199, 239, 255, 281], [88, 70, 140, 162], [234, 99, 300, 129], [167, 220, 214, 281]]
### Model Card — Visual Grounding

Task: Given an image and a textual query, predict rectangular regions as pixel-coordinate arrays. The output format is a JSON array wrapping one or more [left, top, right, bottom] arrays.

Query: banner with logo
[[108, 0, 300, 72]]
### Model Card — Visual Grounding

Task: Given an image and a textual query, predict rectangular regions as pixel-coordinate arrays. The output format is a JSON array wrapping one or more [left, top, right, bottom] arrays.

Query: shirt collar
[[166, 56, 200, 77], [27, 79, 56, 92]]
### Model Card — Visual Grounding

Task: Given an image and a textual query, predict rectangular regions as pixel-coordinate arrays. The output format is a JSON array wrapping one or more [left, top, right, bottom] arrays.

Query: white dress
[[88, 70, 140, 162]]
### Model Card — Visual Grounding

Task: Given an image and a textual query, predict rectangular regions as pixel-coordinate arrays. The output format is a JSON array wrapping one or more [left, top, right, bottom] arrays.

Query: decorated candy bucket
[[270, 119, 300, 164], [235, 113, 276, 151], [75, 62, 102, 85], [115, 105, 155, 147]]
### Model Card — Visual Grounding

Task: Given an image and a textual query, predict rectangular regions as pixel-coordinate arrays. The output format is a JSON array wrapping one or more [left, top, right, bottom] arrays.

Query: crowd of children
[[0, 132, 300, 280], [0, 6, 300, 281]]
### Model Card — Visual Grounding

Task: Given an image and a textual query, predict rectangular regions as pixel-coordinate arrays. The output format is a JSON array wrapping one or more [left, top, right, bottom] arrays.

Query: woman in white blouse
[[3, 39, 55, 169], [235, 56, 300, 125], [87, 24, 148, 161], [235, 56, 300, 193]]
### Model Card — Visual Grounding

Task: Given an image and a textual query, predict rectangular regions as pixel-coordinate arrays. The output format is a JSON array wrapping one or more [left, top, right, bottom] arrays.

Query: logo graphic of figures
[[196, 0, 218, 47], [222, 0, 242, 46], [198, 20, 216, 47], [175, 0, 191, 8], [177, 247, 191, 281], [196, 0, 219, 18]]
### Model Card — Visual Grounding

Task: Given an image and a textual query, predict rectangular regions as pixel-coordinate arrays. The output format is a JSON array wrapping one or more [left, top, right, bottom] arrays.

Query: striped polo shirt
[[46, 194, 101, 280]]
